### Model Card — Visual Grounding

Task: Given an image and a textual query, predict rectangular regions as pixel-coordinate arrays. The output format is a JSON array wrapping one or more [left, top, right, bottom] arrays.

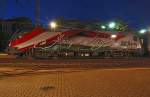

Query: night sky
[[0, 0, 150, 28]]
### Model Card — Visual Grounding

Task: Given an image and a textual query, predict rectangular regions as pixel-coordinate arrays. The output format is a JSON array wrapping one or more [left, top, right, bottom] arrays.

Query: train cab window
[[133, 36, 138, 41]]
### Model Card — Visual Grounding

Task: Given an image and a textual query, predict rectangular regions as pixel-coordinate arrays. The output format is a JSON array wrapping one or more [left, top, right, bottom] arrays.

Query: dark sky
[[0, 0, 150, 28]]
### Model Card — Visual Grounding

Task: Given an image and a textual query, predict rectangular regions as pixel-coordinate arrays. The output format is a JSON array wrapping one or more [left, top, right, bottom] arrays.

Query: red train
[[6, 27, 143, 58]]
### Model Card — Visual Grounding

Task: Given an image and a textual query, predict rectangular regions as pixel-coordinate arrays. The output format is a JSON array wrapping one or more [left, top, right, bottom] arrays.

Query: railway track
[[0, 58, 150, 69]]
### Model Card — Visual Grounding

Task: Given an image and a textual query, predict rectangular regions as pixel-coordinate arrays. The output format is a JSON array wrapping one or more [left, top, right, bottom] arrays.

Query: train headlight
[[111, 34, 117, 39]]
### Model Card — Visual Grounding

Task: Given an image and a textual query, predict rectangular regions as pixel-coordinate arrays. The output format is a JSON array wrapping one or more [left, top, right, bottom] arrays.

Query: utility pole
[[35, 0, 40, 26]]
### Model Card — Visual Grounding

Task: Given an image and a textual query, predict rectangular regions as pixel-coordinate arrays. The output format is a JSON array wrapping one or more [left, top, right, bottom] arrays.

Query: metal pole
[[35, 0, 40, 26]]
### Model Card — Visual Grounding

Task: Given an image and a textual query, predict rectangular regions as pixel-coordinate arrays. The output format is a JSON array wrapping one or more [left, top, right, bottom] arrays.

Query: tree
[[113, 19, 129, 31]]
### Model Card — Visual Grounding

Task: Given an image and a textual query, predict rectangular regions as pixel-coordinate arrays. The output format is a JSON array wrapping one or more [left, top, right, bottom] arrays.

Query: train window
[[133, 36, 138, 41], [121, 41, 126, 46]]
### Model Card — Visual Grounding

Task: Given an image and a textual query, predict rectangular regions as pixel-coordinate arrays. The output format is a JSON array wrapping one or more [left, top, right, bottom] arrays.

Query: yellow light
[[50, 21, 57, 29]]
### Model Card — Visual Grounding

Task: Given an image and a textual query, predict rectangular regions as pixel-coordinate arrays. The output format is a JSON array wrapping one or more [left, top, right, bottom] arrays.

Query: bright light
[[111, 34, 117, 39], [101, 25, 106, 29], [50, 21, 57, 29], [108, 22, 116, 29], [65, 53, 68, 56], [139, 29, 147, 34]]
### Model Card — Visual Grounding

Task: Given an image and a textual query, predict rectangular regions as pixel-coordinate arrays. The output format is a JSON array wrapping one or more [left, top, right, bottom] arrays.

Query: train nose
[[5, 47, 19, 55]]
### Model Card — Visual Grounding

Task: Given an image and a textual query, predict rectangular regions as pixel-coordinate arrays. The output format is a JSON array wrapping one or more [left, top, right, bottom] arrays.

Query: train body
[[6, 27, 143, 58]]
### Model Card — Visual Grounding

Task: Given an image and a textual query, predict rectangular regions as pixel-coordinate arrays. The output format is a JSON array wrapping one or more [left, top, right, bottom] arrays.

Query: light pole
[[108, 22, 116, 29], [139, 29, 149, 56]]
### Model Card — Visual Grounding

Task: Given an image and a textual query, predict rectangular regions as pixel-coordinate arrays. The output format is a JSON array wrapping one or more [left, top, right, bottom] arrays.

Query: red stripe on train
[[11, 27, 46, 46]]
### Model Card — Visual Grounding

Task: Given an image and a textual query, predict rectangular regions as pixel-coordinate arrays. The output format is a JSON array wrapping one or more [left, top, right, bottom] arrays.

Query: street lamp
[[49, 21, 57, 29], [139, 29, 147, 34], [108, 22, 116, 29], [101, 25, 106, 29]]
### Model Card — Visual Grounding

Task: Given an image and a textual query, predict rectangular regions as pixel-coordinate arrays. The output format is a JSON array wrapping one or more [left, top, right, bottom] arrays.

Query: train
[[6, 27, 143, 58]]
